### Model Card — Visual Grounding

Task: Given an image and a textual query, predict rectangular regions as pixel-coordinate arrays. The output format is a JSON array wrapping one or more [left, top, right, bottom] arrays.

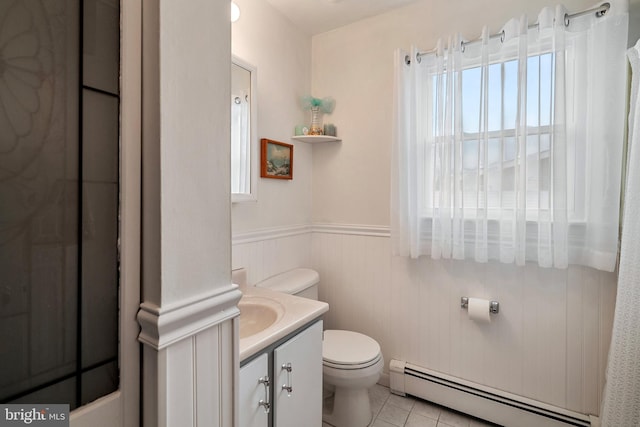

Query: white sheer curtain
[[392, 1, 628, 271], [231, 92, 250, 194], [600, 39, 640, 426]]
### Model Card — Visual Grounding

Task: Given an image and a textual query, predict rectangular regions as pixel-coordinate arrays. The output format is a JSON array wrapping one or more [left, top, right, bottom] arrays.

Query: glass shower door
[[0, 0, 122, 414]]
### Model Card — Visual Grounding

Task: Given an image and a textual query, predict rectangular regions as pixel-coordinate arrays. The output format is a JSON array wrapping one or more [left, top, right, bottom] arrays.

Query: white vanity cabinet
[[273, 321, 323, 427], [239, 320, 323, 427], [239, 353, 270, 427]]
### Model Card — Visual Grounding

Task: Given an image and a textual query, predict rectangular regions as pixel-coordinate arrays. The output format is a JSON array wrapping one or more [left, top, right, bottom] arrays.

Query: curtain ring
[[416, 52, 422, 64], [500, 30, 505, 43], [564, 13, 570, 27], [405, 54, 411, 66], [595, 4, 608, 18], [460, 39, 466, 53], [234, 97, 241, 104]]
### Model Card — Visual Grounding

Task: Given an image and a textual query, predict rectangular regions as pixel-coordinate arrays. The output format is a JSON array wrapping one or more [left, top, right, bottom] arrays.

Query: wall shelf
[[291, 135, 341, 143]]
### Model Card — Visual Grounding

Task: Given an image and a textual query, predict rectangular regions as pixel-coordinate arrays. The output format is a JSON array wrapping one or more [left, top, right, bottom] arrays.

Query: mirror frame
[[231, 55, 258, 203]]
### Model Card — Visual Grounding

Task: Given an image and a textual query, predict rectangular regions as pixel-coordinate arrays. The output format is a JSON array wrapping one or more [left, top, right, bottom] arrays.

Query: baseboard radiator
[[389, 360, 598, 427]]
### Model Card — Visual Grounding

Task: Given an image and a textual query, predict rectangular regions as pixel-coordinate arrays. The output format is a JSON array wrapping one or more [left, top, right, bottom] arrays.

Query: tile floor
[[323, 384, 502, 427]]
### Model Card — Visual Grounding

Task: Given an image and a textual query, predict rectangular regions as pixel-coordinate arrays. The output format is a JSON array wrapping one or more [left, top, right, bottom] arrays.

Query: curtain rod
[[413, 2, 610, 63]]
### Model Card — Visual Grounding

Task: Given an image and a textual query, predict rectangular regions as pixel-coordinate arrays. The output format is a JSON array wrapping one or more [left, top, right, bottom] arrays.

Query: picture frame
[[260, 138, 293, 180]]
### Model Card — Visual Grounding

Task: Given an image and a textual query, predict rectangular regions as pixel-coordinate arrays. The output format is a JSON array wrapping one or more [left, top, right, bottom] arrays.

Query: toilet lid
[[323, 330, 381, 366]]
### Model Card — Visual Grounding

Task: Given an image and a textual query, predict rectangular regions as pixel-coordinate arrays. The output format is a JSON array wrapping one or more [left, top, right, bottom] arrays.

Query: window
[[392, 7, 628, 271], [428, 54, 567, 222]]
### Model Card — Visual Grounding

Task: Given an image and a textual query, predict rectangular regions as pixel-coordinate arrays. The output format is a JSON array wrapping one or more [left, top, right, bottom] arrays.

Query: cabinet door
[[273, 321, 323, 427], [239, 353, 269, 427]]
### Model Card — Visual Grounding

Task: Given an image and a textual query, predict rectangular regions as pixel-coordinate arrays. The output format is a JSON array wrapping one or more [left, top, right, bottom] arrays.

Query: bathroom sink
[[238, 296, 284, 339], [237, 286, 329, 361]]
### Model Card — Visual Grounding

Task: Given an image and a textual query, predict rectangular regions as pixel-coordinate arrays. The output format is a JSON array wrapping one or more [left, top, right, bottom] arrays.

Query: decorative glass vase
[[309, 106, 324, 135]]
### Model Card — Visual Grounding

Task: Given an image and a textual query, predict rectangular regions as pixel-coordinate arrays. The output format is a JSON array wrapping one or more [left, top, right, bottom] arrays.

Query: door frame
[[70, 0, 141, 425]]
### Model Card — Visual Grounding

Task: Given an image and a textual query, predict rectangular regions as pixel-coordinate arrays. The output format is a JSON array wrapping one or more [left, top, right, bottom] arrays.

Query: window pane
[[540, 54, 553, 126], [488, 63, 502, 132], [462, 67, 481, 133], [503, 136, 516, 161], [540, 133, 550, 152], [526, 133, 539, 156], [463, 139, 478, 170], [503, 60, 518, 130], [432, 74, 447, 137], [488, 137, 501, 166], [527, 55, 540, 127], [540, 156, 551, 193]]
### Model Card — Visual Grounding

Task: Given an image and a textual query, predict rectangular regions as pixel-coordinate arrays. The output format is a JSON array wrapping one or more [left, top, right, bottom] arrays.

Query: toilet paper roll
[[468, 297, 491, 323]]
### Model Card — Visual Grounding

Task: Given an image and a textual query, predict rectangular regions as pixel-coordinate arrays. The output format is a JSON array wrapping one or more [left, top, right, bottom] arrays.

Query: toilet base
[[322, 387, 373, 427]]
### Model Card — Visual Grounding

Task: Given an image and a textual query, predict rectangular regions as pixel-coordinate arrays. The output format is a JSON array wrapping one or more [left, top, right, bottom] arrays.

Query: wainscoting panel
[[310, 225, 617, 417], [232, 226, 312, 285], [231, 224, 617, 417], [161, 319, 236, 427], [138, 285, 241, 427]]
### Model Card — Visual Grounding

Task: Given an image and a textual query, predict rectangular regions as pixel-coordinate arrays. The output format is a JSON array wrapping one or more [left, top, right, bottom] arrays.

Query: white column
[[138, 0, 240, 426]]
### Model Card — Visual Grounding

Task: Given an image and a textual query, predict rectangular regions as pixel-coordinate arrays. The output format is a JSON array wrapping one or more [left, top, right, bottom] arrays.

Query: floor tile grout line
[[367, 384, 499, 427]]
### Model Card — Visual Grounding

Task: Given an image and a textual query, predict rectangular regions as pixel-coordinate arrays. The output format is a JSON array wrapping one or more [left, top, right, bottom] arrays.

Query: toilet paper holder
[[461, 297, 500, 314]]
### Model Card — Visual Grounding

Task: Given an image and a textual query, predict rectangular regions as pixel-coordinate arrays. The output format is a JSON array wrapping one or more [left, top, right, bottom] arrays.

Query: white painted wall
[[307, 0, 624, 417], [231, 0, 313, 233], [311, 0, 612, 225], [231, 0, 633, 418]]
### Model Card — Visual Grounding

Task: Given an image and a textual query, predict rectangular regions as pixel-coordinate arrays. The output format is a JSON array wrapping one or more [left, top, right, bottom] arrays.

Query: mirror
[[231, 56, 257, 202]]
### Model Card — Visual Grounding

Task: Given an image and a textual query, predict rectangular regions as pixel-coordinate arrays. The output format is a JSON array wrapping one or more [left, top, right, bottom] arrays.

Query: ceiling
[[263, 0, 421, 35]]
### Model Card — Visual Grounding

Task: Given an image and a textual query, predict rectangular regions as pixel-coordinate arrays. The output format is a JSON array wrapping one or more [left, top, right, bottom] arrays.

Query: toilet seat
[[322, 330, 381, 370], [323, 353, 382, 370]]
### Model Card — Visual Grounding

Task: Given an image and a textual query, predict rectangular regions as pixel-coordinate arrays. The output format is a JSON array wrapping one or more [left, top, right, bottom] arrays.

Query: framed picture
[[260, 138, 293, 180]]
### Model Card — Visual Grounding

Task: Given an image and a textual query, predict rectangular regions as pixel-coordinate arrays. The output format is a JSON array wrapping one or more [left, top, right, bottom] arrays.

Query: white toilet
[[256, 268, 384, 427]]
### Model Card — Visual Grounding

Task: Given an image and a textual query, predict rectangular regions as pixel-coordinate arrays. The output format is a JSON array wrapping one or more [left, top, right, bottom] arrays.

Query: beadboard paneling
[[232, 227, 312, 285], [311, 227, 616, 416], [232, 224, 617, 416], [141, 318, 236, 427], [138, 286, 240, 427]]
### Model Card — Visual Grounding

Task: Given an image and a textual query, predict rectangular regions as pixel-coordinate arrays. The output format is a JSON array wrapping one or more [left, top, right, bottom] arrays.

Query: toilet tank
[[255, 268, 319, 300]]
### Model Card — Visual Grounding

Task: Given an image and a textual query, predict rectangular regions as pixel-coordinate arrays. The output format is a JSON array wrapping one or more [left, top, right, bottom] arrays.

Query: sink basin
[[238, 296, 284, 339]]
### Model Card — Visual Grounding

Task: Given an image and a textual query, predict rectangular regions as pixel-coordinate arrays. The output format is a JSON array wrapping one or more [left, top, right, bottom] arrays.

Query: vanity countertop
[[239, 286, 329, 361]]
